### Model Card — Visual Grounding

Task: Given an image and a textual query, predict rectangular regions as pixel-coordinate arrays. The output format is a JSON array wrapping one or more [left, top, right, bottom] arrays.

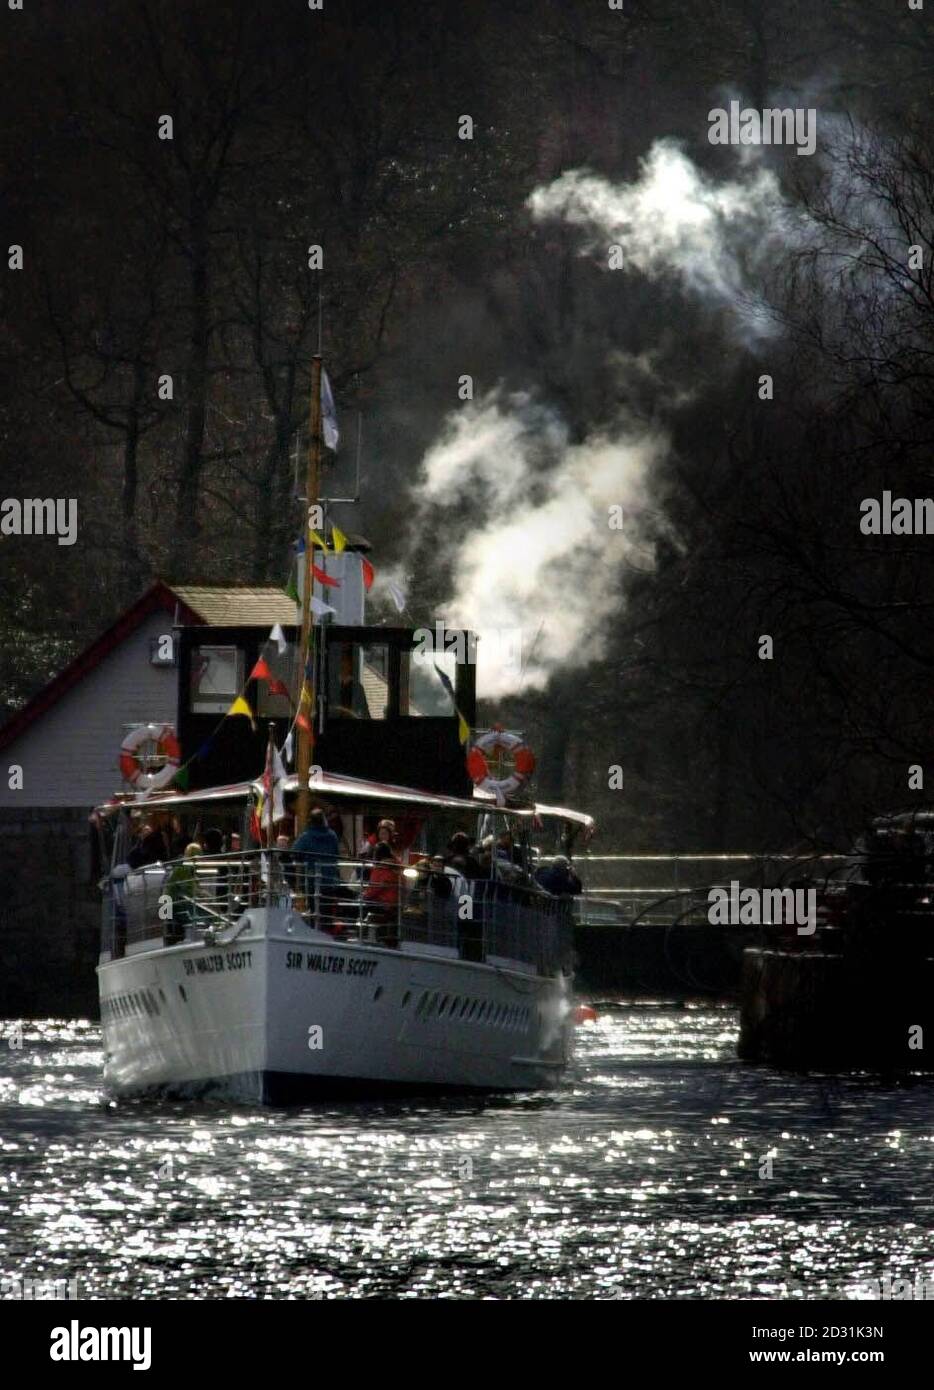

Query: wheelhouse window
[[190, 646, 243, 714], [327, 641, 391, 719], [400, 648, 457, 717]]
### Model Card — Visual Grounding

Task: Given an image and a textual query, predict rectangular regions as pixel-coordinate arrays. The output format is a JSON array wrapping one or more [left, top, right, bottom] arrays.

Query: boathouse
[[0, 581, 299, 1015]]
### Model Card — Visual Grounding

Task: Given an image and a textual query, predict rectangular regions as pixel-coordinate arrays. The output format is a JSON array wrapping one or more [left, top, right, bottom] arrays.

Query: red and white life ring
[[119, 722, 181, 793], [467, 728, 536, 805]]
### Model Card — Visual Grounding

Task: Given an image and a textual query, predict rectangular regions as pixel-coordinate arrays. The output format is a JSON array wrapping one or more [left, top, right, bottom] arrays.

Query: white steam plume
[[396, 391, 664, 697], [527, 139, 789, 338]]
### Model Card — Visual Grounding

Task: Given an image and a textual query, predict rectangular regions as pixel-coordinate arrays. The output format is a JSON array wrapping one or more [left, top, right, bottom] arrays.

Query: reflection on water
[[1, 1006, 933, 1299]]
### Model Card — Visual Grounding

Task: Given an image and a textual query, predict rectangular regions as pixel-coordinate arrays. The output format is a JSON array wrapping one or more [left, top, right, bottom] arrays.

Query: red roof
[[0, 581, 204, 754]]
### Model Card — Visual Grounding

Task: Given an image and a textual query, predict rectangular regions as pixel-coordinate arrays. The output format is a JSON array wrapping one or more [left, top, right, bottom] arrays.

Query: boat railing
[[101, 850, 574, 974]]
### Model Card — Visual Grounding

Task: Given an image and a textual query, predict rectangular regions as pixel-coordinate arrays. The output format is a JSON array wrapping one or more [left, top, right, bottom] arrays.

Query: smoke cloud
[[393, 391, 665, 697], [527, 139, 788, 338], [388, 141, 811, 698]]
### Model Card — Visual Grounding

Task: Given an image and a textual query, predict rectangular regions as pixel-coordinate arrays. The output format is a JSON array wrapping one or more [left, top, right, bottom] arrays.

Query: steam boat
[[93, 358, 594, 1101]]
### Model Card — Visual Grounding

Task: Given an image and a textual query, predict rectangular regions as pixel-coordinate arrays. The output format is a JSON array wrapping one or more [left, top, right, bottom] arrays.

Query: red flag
[[312, 563, 341, 588], [249, 658, 273, 681], [361, 556, 375, 591], [295, 711, 312, 732], [267, 678, 290, 698]]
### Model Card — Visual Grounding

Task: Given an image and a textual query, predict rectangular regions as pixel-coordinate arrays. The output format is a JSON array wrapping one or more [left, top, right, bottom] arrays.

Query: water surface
[[1, 1004, 932, 1299]]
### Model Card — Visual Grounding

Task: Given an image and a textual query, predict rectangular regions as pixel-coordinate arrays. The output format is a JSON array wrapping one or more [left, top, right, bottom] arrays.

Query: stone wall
[[0, 808, 99, 1018]]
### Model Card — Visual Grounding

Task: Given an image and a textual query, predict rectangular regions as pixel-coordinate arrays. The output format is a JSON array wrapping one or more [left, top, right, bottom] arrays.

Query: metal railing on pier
[[573, 852, 856, 927]]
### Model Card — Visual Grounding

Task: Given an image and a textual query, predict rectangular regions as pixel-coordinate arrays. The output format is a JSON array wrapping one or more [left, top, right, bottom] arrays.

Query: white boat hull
[[98, 909, 574, 1101]]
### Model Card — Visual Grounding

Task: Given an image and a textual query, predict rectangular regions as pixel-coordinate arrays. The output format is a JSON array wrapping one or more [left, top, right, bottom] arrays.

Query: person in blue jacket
[[292, 807, 340, 917]]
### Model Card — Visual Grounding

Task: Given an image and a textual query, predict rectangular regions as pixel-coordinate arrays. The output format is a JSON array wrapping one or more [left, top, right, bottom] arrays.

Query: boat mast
[[295, 353, 323, 835]]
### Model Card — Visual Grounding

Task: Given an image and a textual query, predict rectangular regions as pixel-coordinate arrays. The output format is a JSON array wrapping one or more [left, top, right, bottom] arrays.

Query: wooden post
[[295, 355, 323, 834]]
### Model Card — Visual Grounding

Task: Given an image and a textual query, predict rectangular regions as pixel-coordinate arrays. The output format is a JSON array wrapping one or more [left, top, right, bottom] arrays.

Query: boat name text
[[286, 950, 377, 977], [183, 950, 253, 975]]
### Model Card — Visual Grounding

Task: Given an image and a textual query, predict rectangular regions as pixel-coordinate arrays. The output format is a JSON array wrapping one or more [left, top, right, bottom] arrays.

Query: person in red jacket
[[362, 841, 400, 944]]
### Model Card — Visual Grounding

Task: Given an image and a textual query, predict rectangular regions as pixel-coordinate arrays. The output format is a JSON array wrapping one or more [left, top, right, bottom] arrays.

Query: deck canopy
[[95, 768, 594, 831]]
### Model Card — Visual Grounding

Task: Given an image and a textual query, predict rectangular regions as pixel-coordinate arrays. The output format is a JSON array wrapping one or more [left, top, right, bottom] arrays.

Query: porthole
[[178, 984, 188, 1002], [449, 996, 459, 1015], [438, 995, 449, 1015], [373, 986, 383, 1002], [402, 991, 411, 1008], [460, 998, 470, 1017], [417, 991, 429, 1015]]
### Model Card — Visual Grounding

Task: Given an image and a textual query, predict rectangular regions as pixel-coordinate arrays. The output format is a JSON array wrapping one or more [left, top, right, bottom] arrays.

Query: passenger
[[413, 856, 431, 893], [127, 814, 171, 869], [364, 842, 400, 910], [165, 843, 203, 942], [535, 854, 582, 896], [292, 807, 340, 918], [168, 815, 188, 858], [428, 854, 454, 899], [274, 832, 295, 898], [447, 831, 481, 879], [497, 830, 524, 868], [327, 810, 349, 854], [201, 827, 226, 915], [357, 817, 396, 883], [363, 842, 400, 944], [487, 833, 523, 886]]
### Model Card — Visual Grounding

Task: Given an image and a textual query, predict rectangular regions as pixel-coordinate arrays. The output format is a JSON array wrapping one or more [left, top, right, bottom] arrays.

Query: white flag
[[284, 730, 294, 766], [269, 622, 287, 655], [310, 596, 337, 618], [386, 579, 407, 614], [321, 370, 339, 452], [263, 746, 288, 828]]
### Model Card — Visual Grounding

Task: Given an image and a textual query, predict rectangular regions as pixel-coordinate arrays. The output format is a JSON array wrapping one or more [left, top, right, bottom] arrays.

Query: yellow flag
[[331, 525, 347, 553], [299, 683, 313, 709], [227, 696, 255, 728], [458, 714, 470, 745], [309, 530, 329, 551]]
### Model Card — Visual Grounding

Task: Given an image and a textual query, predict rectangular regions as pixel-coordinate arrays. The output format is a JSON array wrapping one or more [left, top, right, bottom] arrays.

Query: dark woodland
[[3, 0, 934, 852]]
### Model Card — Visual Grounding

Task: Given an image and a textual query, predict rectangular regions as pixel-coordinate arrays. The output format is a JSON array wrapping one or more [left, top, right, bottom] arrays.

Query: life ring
[[467, 729, 536, 804], [119, 722, 181, 793]]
